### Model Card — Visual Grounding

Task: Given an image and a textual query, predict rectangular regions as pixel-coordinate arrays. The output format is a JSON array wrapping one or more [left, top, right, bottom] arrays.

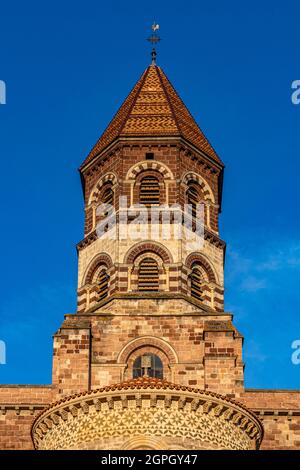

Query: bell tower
[[51, 55, 245, 405], [77, 63, 226, 313], [3, 28, 299, 453], [30, 41, 265, 450]]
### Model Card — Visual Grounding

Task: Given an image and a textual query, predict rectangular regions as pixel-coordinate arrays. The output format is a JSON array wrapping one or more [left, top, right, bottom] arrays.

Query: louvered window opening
[[187, 183, 199, 218], [102, 185, 113, 206], [191, 267, 203, 301], [100, 185, 114, 219], [140, 176, 160, 207], [98, 270, 109, 301], [138, 258, 159, 292]]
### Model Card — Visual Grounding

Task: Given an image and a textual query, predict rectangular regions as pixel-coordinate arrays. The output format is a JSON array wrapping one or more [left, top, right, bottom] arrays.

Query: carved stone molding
[[32, 378, 263, 450]]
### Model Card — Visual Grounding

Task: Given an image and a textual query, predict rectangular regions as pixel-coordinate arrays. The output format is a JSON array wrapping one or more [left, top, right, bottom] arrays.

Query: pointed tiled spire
[[81, 65, 222, 168]]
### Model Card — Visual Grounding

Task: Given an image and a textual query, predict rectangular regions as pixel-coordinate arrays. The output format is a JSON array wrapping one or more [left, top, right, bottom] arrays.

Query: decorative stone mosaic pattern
[[32, 378, 263, 450]]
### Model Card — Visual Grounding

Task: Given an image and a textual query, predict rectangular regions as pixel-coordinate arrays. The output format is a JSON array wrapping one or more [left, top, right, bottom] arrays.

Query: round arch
[[117, 336, 179, 365], [121, 436, 168, 450], [185, 252, 218, 284], [124, 241, 174, 265], [82, 253, 113, 286], [182, 171, 215, 203], [88, 172, 118, 205], [133, 251, 164, 269], [125, 160, 174, 181]]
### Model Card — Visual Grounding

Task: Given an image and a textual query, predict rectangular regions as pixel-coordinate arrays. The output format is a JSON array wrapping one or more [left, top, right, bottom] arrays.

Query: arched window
[[100, 183, 114, 219], [133, 354, 163, 379], [190, 265, 204, 301], [102, 183, 113, 206], [187, 181, 200, 218], [140, 176, 160, 207], [138, 258, 159, 292], [97, 268, 109, 301]]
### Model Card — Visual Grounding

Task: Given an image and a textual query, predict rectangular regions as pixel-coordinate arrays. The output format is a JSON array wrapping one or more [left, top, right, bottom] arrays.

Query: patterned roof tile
[[81, 65, 223, 168]]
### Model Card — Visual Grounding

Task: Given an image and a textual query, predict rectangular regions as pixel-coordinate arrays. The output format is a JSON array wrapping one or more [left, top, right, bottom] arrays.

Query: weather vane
[[147, 21, 161, 65]]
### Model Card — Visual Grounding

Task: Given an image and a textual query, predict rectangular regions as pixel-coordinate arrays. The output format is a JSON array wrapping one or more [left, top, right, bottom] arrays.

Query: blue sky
[[0, 0, 299, 388]]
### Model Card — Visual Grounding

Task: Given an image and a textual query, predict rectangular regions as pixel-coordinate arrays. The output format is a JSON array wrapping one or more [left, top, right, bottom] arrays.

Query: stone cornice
[[56, 312, 233, 330], [77, 226, 225, 252], [0, 404, 46, 415], [87, 292, 227, 316], [0, 384, 52, 388], [77, 230, 98, 251], [204, 229, 226, 248], [32, 378, 263, 450], [80, 137, 223, 176], [253, 409, 300, 417]]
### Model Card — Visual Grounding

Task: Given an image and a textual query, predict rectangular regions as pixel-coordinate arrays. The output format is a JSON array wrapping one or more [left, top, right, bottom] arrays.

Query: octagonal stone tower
[[34, 63, 262, 450]]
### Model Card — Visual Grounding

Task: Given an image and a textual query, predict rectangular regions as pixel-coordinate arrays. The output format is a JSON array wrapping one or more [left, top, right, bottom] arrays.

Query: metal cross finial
[[147, 21, 161, 65]]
